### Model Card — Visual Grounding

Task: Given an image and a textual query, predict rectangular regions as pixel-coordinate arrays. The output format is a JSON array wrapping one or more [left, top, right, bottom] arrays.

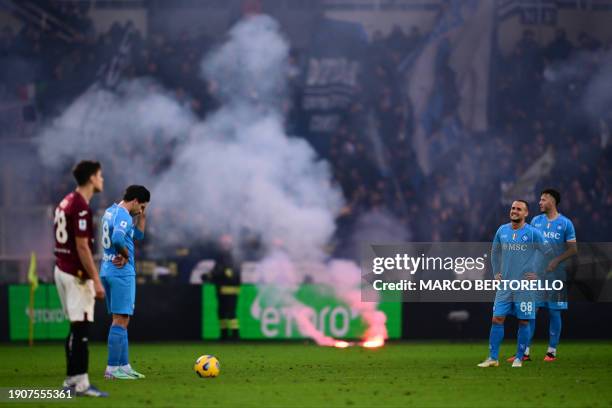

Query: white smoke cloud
[[582, 51, 612, 120], [542, 49, 612, 122], [36, 15, 343, 259], [151, 15, 343, 257], [152, 106, 342, 258], [36, 78, 195, 192], [35, 15, 386, 344], [202, 15, 289, 107]]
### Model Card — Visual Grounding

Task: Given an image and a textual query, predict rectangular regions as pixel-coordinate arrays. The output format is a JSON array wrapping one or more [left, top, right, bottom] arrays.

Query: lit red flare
[[333, 340, 351, 348], [361, 335, 385, 349], [330, 336, 385, 349]]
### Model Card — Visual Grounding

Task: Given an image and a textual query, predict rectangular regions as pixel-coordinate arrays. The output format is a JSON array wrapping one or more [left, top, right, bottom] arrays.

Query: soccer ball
[[194, 355, 220, 378]]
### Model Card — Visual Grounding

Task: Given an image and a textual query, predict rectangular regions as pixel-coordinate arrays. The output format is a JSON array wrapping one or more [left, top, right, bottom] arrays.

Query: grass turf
[[0, 341, 611, 408]]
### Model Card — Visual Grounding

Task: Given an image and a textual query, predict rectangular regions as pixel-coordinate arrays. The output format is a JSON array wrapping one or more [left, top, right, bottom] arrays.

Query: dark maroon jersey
[[53, 191, 95, 278]]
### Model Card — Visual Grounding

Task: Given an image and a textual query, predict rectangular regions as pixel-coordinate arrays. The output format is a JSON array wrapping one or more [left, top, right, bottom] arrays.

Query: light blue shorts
[[493, 300, 536, 320], [101, 275, 135, 316]]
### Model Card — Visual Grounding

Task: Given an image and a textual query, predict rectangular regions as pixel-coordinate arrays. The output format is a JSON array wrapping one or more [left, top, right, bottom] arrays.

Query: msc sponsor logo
[[502, 243, 528, 251]]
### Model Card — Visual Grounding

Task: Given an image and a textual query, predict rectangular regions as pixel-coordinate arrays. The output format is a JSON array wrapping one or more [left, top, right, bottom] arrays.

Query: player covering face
[[99, 185, 150, 380]]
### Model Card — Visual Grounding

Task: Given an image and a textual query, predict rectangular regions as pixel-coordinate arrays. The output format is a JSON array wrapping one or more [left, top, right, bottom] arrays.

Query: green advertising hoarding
[[202, 284, 401, 340], [8, 284, 69, 341]]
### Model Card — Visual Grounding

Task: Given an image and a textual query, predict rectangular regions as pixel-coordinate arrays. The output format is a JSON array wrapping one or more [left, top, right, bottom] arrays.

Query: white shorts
[[54, 266, 95, 322]]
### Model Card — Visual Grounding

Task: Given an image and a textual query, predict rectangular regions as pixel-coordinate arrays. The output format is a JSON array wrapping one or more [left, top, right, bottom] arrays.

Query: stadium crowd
[[330, 26, 611, 245], [1, 5, 611, 264], [491, 29, 611, 242]]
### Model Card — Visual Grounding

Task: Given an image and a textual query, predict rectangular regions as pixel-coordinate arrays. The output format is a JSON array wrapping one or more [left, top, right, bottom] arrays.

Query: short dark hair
[[123, 185, 150, 203], [516, 199, 529, 210], [72, 160, 101, 186], [541, 188, 561, 205]]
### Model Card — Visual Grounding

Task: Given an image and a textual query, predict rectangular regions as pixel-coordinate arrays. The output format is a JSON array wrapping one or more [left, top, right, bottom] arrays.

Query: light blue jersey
[[99, 203, 144, 278], [531, 213, 575, 309], [531, 213, 576, 275], [491, 223, 550, 281], [490, 222, 551, 317]]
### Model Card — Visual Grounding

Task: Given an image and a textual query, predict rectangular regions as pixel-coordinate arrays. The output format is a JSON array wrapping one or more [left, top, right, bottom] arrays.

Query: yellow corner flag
[[28, 252, 38, 346], [28, 252, 38, 291]]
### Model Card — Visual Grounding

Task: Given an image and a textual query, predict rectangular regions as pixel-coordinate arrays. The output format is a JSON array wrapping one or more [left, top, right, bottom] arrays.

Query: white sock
[[74, 374, 90, 392], [525, 347, 530, 355], [63, 375, 77, 387], [547, 346, 556, 355], [106, 365, 119, 372], [121, 364, 132, 371]]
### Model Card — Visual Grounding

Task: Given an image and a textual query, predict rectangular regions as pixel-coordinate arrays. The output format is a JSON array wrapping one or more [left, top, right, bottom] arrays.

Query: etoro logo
[[201, 284, 402, 341], [9, 284, 70, 340], [24, 307, 67, 323], [258, 306, 351, 338]]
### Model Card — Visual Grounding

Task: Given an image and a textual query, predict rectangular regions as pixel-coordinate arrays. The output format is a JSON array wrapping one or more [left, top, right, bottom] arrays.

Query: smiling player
[[478, 200, 551, 368]]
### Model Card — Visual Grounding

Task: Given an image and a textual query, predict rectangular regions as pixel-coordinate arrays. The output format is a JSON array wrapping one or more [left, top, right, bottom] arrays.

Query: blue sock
[[488, 323, 504, 360], [549, 309, 562, 349], [516, 322, 531, 360], [527, 318, 536, 347], [120, 329, 129, 366], [107, 325, 126, 366]]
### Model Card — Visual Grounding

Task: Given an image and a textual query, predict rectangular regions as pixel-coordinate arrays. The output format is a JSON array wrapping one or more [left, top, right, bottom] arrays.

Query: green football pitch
[[1, 342, 611, 407]]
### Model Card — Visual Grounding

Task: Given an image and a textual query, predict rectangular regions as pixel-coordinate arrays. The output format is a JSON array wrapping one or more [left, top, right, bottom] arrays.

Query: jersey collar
[[544, 212, 561, 222]]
